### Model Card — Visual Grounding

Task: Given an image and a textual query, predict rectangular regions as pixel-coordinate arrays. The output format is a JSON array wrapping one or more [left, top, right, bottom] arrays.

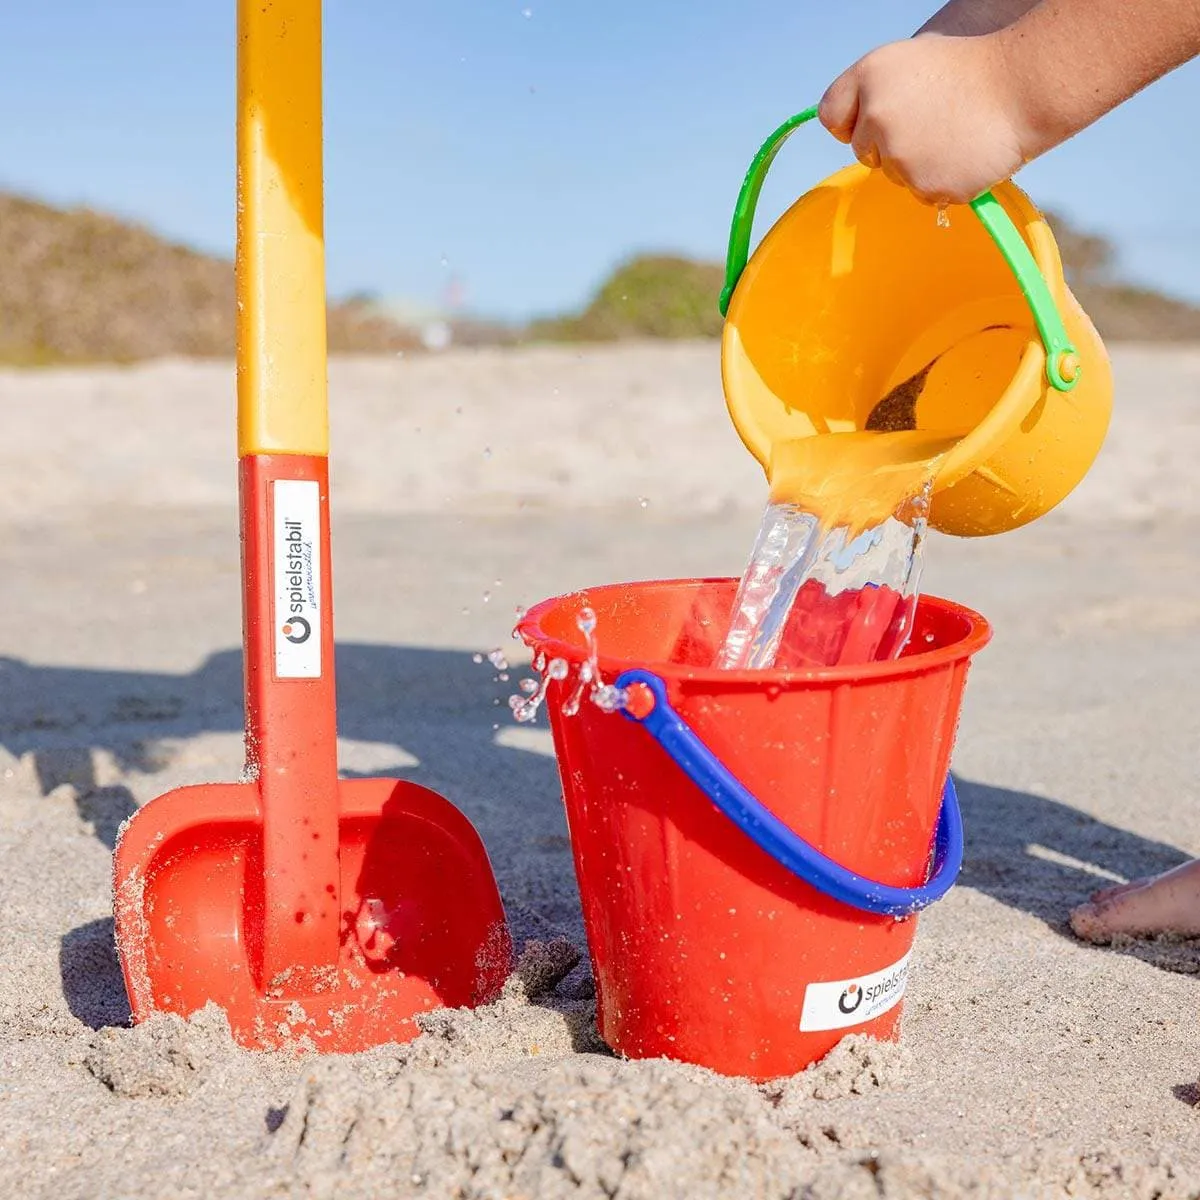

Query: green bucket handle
[[718, 107, 1080, 393]]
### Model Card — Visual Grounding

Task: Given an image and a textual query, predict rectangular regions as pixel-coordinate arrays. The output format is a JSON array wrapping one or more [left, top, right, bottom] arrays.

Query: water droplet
[[440, 254, 450, 267], [547, 658, 569, 681], [521, 6, 533, 15], [638, 497, 650, 509], [488, 649, 509, 670], [472, 653, 484, 665], [482, 591, 492, 605], [519, 678, 539, 696], [483, 447, 493, 460], [497, 672, 510, 683], [514, 604, 527, 619], [936, 205, 950, 229], [461, 606, 471, 617], [534, 652, 546, 672], [576, 606, 597, 637]]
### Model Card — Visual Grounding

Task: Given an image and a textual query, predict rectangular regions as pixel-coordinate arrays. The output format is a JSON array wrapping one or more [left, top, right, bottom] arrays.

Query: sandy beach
[[2, 341, 1199, 1198]]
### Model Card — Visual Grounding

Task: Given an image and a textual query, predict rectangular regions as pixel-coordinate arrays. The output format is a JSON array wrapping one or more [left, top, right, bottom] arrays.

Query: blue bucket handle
[[614, 669, 962, 918]]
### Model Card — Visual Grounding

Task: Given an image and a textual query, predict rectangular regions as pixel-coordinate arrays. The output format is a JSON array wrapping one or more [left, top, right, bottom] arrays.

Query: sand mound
[[764, 1035, 912, 1104], [266, 1041, 913, 1200], [85, 1004, 231, 1099], [263, 950, 912, 1200], [269, 1057, 812, 1199]]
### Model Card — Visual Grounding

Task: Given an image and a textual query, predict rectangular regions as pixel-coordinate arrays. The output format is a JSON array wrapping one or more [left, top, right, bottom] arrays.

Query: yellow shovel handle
[[236, 0, 328, 458]]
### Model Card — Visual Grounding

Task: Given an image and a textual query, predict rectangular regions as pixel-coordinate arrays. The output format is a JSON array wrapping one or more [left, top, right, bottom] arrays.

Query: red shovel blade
[[113, 776, 510, 1053]]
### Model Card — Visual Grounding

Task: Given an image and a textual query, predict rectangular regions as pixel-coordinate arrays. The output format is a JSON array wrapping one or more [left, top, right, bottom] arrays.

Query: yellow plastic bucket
[[720, 110, 1112, 537]]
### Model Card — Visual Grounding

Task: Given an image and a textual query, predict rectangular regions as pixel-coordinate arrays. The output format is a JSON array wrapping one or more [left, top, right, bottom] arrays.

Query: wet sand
[[1, 343, 1199, 1198]]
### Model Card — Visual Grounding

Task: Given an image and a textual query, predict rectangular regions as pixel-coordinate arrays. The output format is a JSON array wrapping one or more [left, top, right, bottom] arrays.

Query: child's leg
[[1070, 860, 1200, 942]]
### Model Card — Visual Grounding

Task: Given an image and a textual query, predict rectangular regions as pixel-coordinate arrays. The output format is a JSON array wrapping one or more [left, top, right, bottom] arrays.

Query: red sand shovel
[[112, 0, 510, 1052]]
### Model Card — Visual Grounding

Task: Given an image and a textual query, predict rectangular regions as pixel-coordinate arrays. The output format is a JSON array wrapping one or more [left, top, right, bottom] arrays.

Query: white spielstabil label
[[273, 479, 321, 679], [799, 950, 912, 1032]]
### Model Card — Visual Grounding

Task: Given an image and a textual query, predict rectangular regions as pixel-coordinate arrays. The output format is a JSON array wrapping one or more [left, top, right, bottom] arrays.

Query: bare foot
[[1070, 860, 1200, 944]]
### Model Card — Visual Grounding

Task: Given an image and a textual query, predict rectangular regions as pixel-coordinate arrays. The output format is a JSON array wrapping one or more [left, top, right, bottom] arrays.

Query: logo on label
[[273, 480, 321, 679], [838, 984, 863, 1015], [799, 950, 912, 1033], [281, 616, 311, 644]]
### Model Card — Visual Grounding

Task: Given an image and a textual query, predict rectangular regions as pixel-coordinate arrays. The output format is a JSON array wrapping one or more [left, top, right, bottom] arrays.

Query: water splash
[[563, 661, 594, 717], [506, 604, 629, 723], [510, 657, 567, 723]]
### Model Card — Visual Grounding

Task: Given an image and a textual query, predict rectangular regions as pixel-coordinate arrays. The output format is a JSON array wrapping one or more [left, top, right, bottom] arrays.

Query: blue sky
[[1, 1, 1197, 319]]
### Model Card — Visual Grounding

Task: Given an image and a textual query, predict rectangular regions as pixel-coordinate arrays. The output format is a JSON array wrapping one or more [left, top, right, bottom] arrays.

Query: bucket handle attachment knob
[[718, 107, 1080, 393], [615, 669, 963, 918]]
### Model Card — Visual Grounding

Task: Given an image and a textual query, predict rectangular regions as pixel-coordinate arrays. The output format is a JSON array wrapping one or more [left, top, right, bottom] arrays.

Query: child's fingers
[[818, 69, 859, 144], [849, 116, 883, 170], [856, 142, 883, 170]]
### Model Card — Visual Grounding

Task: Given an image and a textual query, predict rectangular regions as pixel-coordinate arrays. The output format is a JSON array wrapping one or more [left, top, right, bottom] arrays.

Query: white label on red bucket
[[273, 480, 321, 679], [799, 950, 913, 1032]]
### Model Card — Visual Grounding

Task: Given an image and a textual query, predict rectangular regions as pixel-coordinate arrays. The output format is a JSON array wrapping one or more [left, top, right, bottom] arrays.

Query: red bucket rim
[[516, 577, 991, 687]]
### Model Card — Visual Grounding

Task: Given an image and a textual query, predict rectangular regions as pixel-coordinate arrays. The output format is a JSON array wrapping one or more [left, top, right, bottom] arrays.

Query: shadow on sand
[[1, 647, 1190, 1027], [0, 645, 564, 1030]]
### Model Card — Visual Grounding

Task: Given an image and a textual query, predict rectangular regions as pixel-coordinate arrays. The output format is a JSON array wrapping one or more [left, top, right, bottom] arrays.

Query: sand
[[1, 342, 1200, 1198]]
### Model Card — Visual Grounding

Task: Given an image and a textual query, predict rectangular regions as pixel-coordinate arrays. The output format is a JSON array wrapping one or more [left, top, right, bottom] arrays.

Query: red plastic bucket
[[517, 578, 990, 1079]]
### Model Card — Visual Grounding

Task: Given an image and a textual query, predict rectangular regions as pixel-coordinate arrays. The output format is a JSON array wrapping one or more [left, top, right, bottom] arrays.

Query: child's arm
[[917, 0, 1040, 37], [820, 0, 1200, 205]]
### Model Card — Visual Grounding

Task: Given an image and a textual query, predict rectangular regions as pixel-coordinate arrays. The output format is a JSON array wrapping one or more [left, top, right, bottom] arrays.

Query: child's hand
[[819, 34, 1030, 207], [821, 0, 1200, 208]]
